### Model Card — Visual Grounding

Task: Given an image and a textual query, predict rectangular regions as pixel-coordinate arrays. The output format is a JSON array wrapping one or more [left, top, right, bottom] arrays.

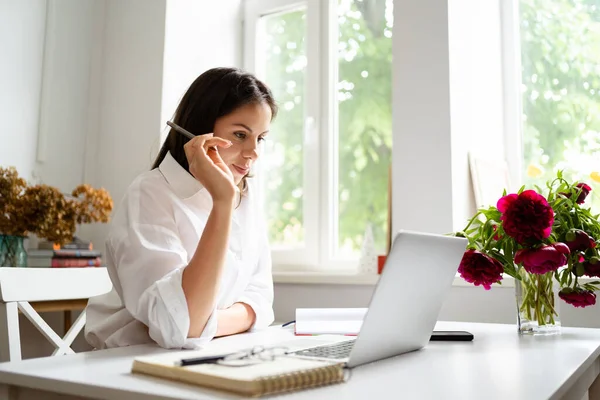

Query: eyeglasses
[[217, 346, 289, 367]]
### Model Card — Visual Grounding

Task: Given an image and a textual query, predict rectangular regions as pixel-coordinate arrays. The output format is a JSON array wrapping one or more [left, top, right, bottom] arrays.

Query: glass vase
[[515, 268, 561, 335], [0, 235, 28, 268]]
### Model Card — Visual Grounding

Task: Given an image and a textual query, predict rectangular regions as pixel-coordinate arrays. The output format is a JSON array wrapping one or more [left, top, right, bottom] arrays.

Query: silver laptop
[[286, 230, 467, 368]]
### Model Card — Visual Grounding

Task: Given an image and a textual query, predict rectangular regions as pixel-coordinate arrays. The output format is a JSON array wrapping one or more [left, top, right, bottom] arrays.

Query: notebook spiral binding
[[257, 363, 347, 396]]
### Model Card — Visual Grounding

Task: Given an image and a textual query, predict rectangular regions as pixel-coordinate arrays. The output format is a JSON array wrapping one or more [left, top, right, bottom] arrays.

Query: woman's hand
[[184, 134, 236, 203]]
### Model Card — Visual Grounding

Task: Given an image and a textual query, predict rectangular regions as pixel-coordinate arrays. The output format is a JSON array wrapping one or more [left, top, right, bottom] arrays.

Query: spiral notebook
[[131, 351, 346, 397]]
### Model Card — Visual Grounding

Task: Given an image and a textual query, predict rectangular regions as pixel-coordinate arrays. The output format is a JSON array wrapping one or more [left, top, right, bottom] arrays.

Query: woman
[[85, 67, 277, 349]]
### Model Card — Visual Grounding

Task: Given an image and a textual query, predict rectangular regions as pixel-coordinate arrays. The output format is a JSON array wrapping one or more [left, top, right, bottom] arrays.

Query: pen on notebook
[[179, 353, 233, 367], [166, 121, 195, 140]]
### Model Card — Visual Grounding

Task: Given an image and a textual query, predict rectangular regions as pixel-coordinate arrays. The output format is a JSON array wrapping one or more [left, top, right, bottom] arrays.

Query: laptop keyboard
[[292, 340, 356, 359]]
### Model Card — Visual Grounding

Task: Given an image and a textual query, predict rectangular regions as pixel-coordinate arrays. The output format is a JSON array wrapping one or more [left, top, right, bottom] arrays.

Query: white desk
[[0, 321, 599, 400]]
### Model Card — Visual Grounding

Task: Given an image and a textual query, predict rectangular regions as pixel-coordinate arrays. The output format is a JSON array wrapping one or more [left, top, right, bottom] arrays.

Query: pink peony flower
[[497, 190, 554, 245], [559, 288, 596, 308], [514, 243, 570, 274], [458, 249, 504, 290]]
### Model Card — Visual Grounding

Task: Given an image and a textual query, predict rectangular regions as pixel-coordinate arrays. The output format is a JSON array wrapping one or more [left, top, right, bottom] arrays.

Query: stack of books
[[37, 236, 94, 251], [27, 237, 102, 268]]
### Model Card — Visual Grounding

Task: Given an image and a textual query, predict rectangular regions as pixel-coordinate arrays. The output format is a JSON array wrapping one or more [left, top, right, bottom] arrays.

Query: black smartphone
[[430, 330, 474, 341]]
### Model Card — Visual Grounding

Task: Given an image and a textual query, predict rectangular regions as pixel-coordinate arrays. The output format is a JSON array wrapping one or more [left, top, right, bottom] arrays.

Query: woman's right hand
[[184, 134, 237, 203]]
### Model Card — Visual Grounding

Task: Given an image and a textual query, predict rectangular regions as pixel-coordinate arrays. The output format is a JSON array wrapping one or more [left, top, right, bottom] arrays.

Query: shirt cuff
[[182, 310, 218, 349], [151, 268, 217, 349]]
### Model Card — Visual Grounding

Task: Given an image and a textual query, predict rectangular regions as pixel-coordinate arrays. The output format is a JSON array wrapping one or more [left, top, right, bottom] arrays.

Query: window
[[258, 8, 307, 250], [518, 0, 600, 211], [245, 0, 393, 269], [336, 0, 393, 258]]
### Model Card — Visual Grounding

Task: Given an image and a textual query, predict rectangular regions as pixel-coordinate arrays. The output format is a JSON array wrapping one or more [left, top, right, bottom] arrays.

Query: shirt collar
[[159, 151, 205, 199]]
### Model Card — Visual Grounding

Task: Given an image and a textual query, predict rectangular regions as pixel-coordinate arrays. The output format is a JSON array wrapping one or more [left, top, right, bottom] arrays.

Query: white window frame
[[500, 0, 524, 191], [244, 0, 357, 271]]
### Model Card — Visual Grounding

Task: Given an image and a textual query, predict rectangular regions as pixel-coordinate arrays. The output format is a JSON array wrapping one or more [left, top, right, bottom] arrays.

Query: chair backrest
[[0, 268, 112, 302]]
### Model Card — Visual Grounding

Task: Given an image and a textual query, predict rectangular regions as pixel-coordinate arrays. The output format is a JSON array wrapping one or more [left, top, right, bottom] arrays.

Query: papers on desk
[[295, 308, 367, 336], [131, 350, 346, 397]]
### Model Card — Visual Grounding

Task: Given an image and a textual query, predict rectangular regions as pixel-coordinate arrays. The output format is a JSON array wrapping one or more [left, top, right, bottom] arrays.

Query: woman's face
[[213, 103, 271, 185], [213, 102, 272, 185]]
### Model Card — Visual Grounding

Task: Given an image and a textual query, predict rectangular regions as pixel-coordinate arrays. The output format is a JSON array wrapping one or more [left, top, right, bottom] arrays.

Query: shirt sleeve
[[237, 229, 274, 330], [109, 184, 217, 349]]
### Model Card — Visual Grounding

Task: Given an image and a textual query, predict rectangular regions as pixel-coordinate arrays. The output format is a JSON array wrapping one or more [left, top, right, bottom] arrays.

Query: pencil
[[166, 121, 195, 140]]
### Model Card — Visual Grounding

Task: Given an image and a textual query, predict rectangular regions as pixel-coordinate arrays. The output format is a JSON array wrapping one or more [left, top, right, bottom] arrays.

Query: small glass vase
[[0, 235, 28, 268], [515, 268, 561, 335]]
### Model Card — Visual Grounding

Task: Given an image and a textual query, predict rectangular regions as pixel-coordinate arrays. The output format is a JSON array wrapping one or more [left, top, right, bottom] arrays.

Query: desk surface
[[0, 321, 599, 400]]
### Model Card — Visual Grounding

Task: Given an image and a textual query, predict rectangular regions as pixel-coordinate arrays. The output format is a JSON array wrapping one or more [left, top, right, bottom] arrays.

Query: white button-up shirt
[[84, 152, 274, 349]]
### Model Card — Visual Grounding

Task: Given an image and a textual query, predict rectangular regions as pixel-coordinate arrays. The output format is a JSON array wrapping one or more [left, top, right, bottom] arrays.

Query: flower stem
[[518, 271, 558, 330], [462, 211, 483, 233], [536, 275, 544, 326]]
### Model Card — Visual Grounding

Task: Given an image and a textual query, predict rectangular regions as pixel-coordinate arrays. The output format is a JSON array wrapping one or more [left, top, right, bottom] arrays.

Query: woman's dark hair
[[152, 67, 277, 195]]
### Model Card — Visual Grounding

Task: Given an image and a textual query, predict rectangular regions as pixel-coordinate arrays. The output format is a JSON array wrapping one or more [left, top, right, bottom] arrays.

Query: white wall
[[448, 0, 506, 223], [448, 0, 505, 160], [391, 0, 505, 236], [35, 0, 97, 192], [161, 0, 242, 141], [392, 0, 455, 235], [80, 0, 168, 249], [0, 0, 47, 181]]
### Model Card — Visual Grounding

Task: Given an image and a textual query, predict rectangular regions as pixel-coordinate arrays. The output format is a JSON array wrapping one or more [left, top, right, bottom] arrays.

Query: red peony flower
[[514, 243, 570, 274], [575, 183, 592, 204], [492, 225, 501, 241], [565, 229, 596, 252], [559, 288, 596, 308], [562, 183, 593, 204], [497, 190, 554, 245], [584, 259, 600, 278], [458, 249, 504, 290]]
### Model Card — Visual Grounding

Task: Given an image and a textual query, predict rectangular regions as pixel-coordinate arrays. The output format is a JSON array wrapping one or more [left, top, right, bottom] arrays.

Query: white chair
[[0, 267, 112, 361]]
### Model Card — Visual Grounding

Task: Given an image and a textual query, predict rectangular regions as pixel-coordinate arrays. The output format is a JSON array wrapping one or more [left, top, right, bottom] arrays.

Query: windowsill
[[273, 270, 486, 286], [273, 270, 380, 285], [273, 270, 600, 288]]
